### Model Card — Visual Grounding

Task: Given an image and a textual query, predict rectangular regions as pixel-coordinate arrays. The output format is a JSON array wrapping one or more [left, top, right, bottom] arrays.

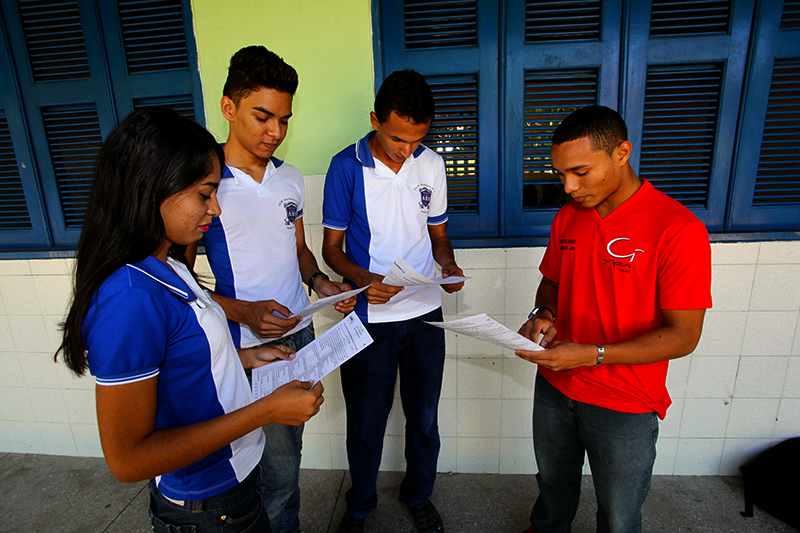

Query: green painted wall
[[191, 0, 375, 174]]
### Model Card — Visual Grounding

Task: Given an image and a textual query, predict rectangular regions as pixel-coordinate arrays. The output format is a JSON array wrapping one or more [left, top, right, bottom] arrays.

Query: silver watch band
[[595, 344, 605, 366]]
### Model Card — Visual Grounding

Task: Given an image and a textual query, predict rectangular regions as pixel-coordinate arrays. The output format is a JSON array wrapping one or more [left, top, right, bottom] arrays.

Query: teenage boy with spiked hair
[[322, 70, 465, 533], [194, 45, 354, 533], [516, 105, 712, 533]]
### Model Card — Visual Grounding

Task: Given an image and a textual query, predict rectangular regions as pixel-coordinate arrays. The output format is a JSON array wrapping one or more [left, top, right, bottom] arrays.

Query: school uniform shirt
[[202, 158, 312, 348], [538, 179, 712, 419], [83, 255, 264, 500], [322, 131, 448, 324]]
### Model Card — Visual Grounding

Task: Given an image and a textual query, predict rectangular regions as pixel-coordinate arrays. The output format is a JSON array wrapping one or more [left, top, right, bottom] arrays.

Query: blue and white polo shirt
[[322, 131, 448, 323], [201, 157, 311, 348], [83, 255, 264, 500]]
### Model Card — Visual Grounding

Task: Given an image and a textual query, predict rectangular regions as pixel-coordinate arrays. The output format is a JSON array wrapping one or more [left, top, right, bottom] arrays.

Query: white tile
[[441, 290, 458, 316], [665, 356, 690, 398], [40, 422, 78, 456], [653, 437, 677, 475], [19, 351, 63, 389], [719, 439, 773, 476], [757, 241, 800, 264], [304, 401, 329, 434], [457, 399, 501, 438], [303, 174, 325, 226], [7, 315, 51, 353], [784, 358, 800, 398], [0, 260, 31, 275], [726, 399, 779, 439], [0, 387, 33, 421], [734, 357, 788, 398], [794, 314, 800, 355], [386, 401, 406, 437], [305, 224, 325, 258], [62, 388, 97, 425], [691, 312, 747, 357], [438, 398, 457, 437], [324, 396, 347, 435], [0, 317, 15, 352], [711, 242, 760, 265], [504, 268, 539, 316], [43, 314, 66, 355], [457, 358, 503, 398], [329, 433, 348, 470], [300, 433, 332, 469], [685, 356, 738, 399], [749, 265, 800, 312], [457, 269, 505, 316], [194, 254, 214, 279], [71, 423, 103, 457], [33, 275, 72, 316], [502, 359, 536, 399], [0, 352, 25, 388], [674, 438, 724, 475], [659, 398, 684, 438], [499, 437, 537, 474], [443, 326, 458, 357], [438, 437, 457, 472], [440, 359, 457, 399], [29, 388, 68, 423], [680, 398, 730, 438], [774, 399, 800, 440], [320, 367, 343, 398], [0, 276, 41, 315], [378, 435, 406, 471], [454, 248, 506, 270], [456, 437, 500, 473], [742, 312, 798, 356], [29, 259, 71, 276], [506, 247, 546, 269], [55, 363, 95, 391], [500, 399, 532, 438], [6, 420, 44, 454], [0, 422, 11, 452], [709, 264, 754, 312]]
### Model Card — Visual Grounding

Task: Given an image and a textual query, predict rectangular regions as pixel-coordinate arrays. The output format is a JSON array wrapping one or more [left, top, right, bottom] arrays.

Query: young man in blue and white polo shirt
[[322, 70, 465, 533], [193, 46, 354, 533]]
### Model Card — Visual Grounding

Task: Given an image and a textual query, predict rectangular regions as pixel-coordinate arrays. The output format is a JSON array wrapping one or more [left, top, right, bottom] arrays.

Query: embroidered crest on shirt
[[281, 199, 299, 227], [603, 237, 644, 272], [417, 186, 432, 211]]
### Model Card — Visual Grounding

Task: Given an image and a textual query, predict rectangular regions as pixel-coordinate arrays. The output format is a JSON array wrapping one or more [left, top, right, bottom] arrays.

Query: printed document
[[252, 312, 373, 399], [289, 286, 367, 319], [383, 256, 470, 287], [426, 313, 545, 352]]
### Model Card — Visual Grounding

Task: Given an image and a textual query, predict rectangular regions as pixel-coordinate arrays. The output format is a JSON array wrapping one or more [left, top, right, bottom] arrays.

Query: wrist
[[594, 344, 605, 366], [307, 271, 329, 295], [528, 306, 555, 322]]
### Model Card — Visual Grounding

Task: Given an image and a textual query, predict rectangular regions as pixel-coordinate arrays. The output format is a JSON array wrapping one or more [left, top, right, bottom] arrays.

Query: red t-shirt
[[539, 179, 712, 419]]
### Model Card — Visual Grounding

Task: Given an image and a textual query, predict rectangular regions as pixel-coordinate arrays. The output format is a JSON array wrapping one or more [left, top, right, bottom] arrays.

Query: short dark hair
[[57, 108, 224, 376], [552, 105, 628, 155], [374, 70, 435, 124], [223, 45, 298, 103]]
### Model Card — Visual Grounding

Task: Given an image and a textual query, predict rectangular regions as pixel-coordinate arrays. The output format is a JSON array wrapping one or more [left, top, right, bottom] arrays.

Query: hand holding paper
[[289, 286, 367, 319], [425, 313, 544, 352]]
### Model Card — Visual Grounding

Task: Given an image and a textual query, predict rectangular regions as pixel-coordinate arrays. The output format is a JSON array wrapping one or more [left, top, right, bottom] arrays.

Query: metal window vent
[[18, 0, 91, 82], [523, 69, 598, 208], [525, 0, 601, 43], [0, 111, 33, 231], [754, 59, 800, 207], [133, 95, 196, 121], [423, 76, 479, 213], [640, 62, 723, 207], [119, 0, 189, 73], [650, 0, 731, 37], [404, 0, 477, 50], [41, 105, 104, 228], [781, 0, 800, 31]]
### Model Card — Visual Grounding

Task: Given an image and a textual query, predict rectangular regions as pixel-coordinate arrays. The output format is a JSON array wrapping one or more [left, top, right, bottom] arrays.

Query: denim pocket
[[149, 508, 197, 533]]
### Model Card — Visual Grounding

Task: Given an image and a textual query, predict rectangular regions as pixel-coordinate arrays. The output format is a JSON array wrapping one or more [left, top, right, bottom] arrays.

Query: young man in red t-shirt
[[516, 105, 712, 533]]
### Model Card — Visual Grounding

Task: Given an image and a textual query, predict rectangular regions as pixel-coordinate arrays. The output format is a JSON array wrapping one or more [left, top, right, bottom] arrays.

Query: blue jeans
[[149, 465, 271, 532], [530, 372, 658, 533], [257, 323, 314, 533], [340, 307, 445, 518]]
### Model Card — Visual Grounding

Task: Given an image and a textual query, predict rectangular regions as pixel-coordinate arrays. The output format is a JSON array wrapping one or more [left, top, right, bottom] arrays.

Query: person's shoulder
[[645, 183, 704, 227], [416, 143, 444, 164]]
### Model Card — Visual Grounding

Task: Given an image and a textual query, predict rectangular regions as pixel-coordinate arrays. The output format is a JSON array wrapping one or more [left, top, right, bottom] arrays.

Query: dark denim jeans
[[340, 307, 446, 518], [257, 323, 314, 533], [530, 372, 658, 533], [148, 466, 270, 533]]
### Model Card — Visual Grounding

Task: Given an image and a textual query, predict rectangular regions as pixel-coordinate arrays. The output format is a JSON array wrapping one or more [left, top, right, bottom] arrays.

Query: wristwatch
[[307, 271, 330, 295], [528, 306, 555, 322], [595, 344, 605, 366]]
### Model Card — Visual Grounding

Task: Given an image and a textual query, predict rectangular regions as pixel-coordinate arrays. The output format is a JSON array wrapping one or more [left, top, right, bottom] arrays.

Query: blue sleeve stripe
[[95, 367, 160, 386], [428, 213, 448, 225], [322, 218, 348, 230]]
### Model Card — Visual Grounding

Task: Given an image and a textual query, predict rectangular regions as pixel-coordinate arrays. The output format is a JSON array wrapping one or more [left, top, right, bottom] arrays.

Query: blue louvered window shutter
[[0, 112, 32, 232]]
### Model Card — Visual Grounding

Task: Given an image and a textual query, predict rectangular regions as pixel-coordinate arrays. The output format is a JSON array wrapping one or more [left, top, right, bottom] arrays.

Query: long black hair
[[56, 107, 224, 376]]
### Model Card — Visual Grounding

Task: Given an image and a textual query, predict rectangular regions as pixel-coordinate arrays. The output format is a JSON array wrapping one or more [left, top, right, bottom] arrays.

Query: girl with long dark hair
[[56, 107, 323, 532]]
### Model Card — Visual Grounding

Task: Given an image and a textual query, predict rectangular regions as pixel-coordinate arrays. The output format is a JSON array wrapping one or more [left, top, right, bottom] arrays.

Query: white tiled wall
[[0, 174, 798, 477]]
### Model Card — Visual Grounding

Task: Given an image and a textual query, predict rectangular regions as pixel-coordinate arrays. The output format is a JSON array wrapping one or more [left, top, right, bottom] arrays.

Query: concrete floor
[[0, 452, 795, 532]]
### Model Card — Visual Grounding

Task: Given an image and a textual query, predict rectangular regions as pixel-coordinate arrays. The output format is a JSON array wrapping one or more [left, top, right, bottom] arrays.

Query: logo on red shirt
[[603, 237, 644, 270]]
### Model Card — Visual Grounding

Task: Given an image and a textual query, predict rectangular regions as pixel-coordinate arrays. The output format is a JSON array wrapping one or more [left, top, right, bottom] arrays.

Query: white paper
[[426, 313, 544, 352], [383, 256, 470, 287], [289, 286, 367, 319], [251, 312, 373, 399]]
